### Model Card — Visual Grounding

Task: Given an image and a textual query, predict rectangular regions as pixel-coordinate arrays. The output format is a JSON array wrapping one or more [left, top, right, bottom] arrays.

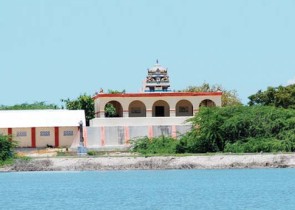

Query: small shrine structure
[[143, 60, 171, 92]]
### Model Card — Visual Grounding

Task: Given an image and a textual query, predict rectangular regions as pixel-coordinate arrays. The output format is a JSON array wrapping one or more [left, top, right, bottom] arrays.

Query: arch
[[128, 100, 146, 117], [199, 99, 216, 108], [176, 100, 193, 116], [104, 101, 123, 117], [152, 100, 170, 117]]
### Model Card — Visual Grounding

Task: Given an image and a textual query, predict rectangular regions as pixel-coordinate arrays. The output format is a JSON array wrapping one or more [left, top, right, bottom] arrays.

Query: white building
[[0, 110, 86, 148]]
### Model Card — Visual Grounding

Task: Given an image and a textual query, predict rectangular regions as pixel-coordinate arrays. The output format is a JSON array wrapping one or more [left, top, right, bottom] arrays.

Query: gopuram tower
[[142, 60, 171, 92]]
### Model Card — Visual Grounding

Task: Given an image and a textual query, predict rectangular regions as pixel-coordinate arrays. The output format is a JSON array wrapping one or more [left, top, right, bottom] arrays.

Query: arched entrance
[[104, 101, 123, 117], [176, 100, 193, 116], [128, 100, 146, 117], [199, 99, 216, 107], [152, 100, 170, 117]]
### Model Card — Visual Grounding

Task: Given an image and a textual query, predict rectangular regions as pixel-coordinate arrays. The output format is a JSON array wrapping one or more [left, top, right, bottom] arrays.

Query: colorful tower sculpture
[[143, 60, 171, 92]]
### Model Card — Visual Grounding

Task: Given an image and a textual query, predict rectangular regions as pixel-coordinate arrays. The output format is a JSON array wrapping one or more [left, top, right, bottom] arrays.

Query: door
[[155, 106, 165, 117]]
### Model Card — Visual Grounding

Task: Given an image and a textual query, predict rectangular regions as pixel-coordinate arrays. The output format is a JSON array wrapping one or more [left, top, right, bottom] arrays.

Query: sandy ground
[[2, 153, 295, 172]]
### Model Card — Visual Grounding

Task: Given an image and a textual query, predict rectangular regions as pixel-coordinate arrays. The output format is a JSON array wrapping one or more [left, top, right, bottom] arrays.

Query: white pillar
[[123, 111, 129, 118], [99, 111, 105, 118], [170, 109, 176, 117], [146, 109, 152, 117]]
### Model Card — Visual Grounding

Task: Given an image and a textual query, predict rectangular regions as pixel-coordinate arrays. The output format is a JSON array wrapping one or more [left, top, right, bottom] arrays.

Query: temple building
[[92, 61, 221, 119], [88, 61, 222, 147]]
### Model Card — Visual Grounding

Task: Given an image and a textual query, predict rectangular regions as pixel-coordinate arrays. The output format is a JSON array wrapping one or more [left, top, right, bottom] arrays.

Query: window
[[179, 106, 189, 113], [17, 131, 27, 137], [40, 131, 50, 136], [131, 107, 141, 114], [63, 130, 74, 136]]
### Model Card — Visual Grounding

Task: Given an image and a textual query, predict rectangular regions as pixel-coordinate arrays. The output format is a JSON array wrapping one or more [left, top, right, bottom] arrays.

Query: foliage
[[87, 150, 97, 156], [104, 89, 125, 117], [248, 84, 295, 109], [224, 138, 295, 153], [87, 150, 109, 156], [105, 103, 117, 117], [131, 106, 295, 154], [131, 136, 178, 155], [0, 135, 17, 162], [176, 130, 214, 153], [182, 82, 242, 107], [56, 150, 76, 157], [107, 89, 126, 94], [177, 107, 225, 153], [0, 102, 59, 110], [61, 94, 94, 126], [178, 106, 295, 153]]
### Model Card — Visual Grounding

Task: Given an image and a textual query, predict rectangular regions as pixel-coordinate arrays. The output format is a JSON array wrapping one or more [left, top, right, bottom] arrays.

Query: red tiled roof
[[93, 92, 222, 99]]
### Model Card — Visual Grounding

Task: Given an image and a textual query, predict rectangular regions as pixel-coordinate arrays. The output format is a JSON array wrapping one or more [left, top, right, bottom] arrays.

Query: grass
[[0, 155, 31, 167], [0, 158, 14, 167], [56, 151, 77, 157]]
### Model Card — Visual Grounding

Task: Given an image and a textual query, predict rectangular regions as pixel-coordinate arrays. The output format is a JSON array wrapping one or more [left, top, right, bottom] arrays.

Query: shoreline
[[1, 153, 295, 172]]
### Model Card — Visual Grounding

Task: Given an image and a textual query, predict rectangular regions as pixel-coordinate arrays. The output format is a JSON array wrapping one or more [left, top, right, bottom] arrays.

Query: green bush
[[87, 150, 96, 156], [131, 106, 295, 154], [224, 138, 295, 153], [0, 135, 16, 162], [131, 136, 178, 155], [178, 106, 295, 153], [176, 130, 217, 153]]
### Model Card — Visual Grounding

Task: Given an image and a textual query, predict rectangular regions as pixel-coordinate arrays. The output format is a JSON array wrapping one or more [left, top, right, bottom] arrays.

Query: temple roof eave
[[93, 92, 223, 100], [145, 84, 170, 87]]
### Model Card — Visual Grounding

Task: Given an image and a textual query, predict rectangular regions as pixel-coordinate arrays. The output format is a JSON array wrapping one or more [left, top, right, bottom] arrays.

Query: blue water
[[1, 169, 295, 210]]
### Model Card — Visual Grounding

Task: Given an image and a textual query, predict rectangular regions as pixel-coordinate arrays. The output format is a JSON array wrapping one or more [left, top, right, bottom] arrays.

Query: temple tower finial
[[142, 62, 171, 92]]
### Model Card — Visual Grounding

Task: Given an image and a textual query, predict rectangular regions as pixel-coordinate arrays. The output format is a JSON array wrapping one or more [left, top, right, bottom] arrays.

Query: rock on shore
[[2, 154, 295, 172]]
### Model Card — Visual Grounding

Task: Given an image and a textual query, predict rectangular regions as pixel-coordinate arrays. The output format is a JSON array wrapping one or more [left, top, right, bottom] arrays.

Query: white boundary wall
[[87, 117, 192, 148]]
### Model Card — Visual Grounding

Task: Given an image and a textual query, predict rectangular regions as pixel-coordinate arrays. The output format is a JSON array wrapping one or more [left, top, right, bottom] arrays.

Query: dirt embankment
[[1, 154, 295, 172]]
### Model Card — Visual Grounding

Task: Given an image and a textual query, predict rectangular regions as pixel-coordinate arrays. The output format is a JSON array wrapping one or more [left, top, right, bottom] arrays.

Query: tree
[[104, 89, 125, 117], [182, 82, 242, 107], [61, 94, 94, 126], [177, 106, 295, 153], [0, 102, 59, 110], [0, 135, 16, 162], [248, 84, 295, 109], [105, 103, 117, 117]]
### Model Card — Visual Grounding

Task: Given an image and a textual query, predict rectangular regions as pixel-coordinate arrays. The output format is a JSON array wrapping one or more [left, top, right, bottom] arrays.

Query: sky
[[1, 0, 295, 106]]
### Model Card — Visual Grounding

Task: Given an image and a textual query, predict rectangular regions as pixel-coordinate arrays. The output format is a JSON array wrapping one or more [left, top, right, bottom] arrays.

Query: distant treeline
[[0, 102, 59, 110]]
